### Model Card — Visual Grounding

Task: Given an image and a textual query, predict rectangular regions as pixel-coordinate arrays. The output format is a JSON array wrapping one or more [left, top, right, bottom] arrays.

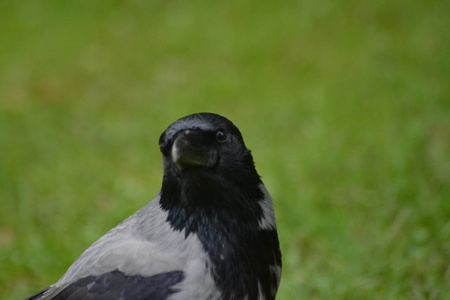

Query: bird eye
[[215, 130, 227, 143]]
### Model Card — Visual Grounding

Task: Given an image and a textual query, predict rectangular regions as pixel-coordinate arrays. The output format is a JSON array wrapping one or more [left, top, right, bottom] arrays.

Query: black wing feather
[[50, 270, 184, 300]]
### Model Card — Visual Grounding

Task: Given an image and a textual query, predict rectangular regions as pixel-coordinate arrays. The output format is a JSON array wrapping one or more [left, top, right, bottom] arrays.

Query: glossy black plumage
[[51, 270, 184, 300], [160, 113, 281, 300]]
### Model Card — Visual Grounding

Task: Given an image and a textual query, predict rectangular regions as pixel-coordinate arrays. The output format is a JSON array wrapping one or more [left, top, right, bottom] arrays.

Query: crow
[[26, 113, 282, 300]]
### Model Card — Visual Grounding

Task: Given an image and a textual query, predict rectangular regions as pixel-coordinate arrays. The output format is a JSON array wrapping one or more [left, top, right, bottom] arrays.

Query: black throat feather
[[159, 154, 280, 300]]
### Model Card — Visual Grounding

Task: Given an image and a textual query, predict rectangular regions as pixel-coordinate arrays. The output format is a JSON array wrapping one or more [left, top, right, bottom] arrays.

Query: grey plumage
[[26, 113, 281, 300]]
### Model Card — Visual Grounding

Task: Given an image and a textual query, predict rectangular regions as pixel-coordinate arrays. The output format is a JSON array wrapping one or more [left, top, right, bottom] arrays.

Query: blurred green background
[[1, 0, 449, 299]]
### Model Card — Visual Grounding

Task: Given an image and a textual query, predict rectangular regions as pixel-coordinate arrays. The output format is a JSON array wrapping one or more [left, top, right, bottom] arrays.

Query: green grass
[[1, 0, 449, 299]]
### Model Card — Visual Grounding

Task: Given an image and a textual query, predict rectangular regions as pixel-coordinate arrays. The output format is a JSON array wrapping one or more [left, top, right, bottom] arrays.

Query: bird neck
[[159, 172, 279, 300]]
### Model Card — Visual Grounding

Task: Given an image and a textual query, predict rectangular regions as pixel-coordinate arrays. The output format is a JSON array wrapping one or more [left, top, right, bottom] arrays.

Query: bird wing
[[49, 270, 184, 300], [34, 194, 215, 299]]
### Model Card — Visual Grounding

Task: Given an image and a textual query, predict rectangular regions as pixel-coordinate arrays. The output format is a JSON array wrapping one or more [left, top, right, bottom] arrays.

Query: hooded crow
[[26, 113, 282, 300]]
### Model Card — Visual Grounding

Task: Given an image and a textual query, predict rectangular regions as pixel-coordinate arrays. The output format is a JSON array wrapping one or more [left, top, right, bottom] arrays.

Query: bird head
[[159, 113, 256, 178], [158, 112, 263, 210]]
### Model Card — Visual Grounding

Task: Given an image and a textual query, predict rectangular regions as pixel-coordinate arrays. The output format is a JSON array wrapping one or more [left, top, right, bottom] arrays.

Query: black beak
[[171, 130, 216, 169]]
